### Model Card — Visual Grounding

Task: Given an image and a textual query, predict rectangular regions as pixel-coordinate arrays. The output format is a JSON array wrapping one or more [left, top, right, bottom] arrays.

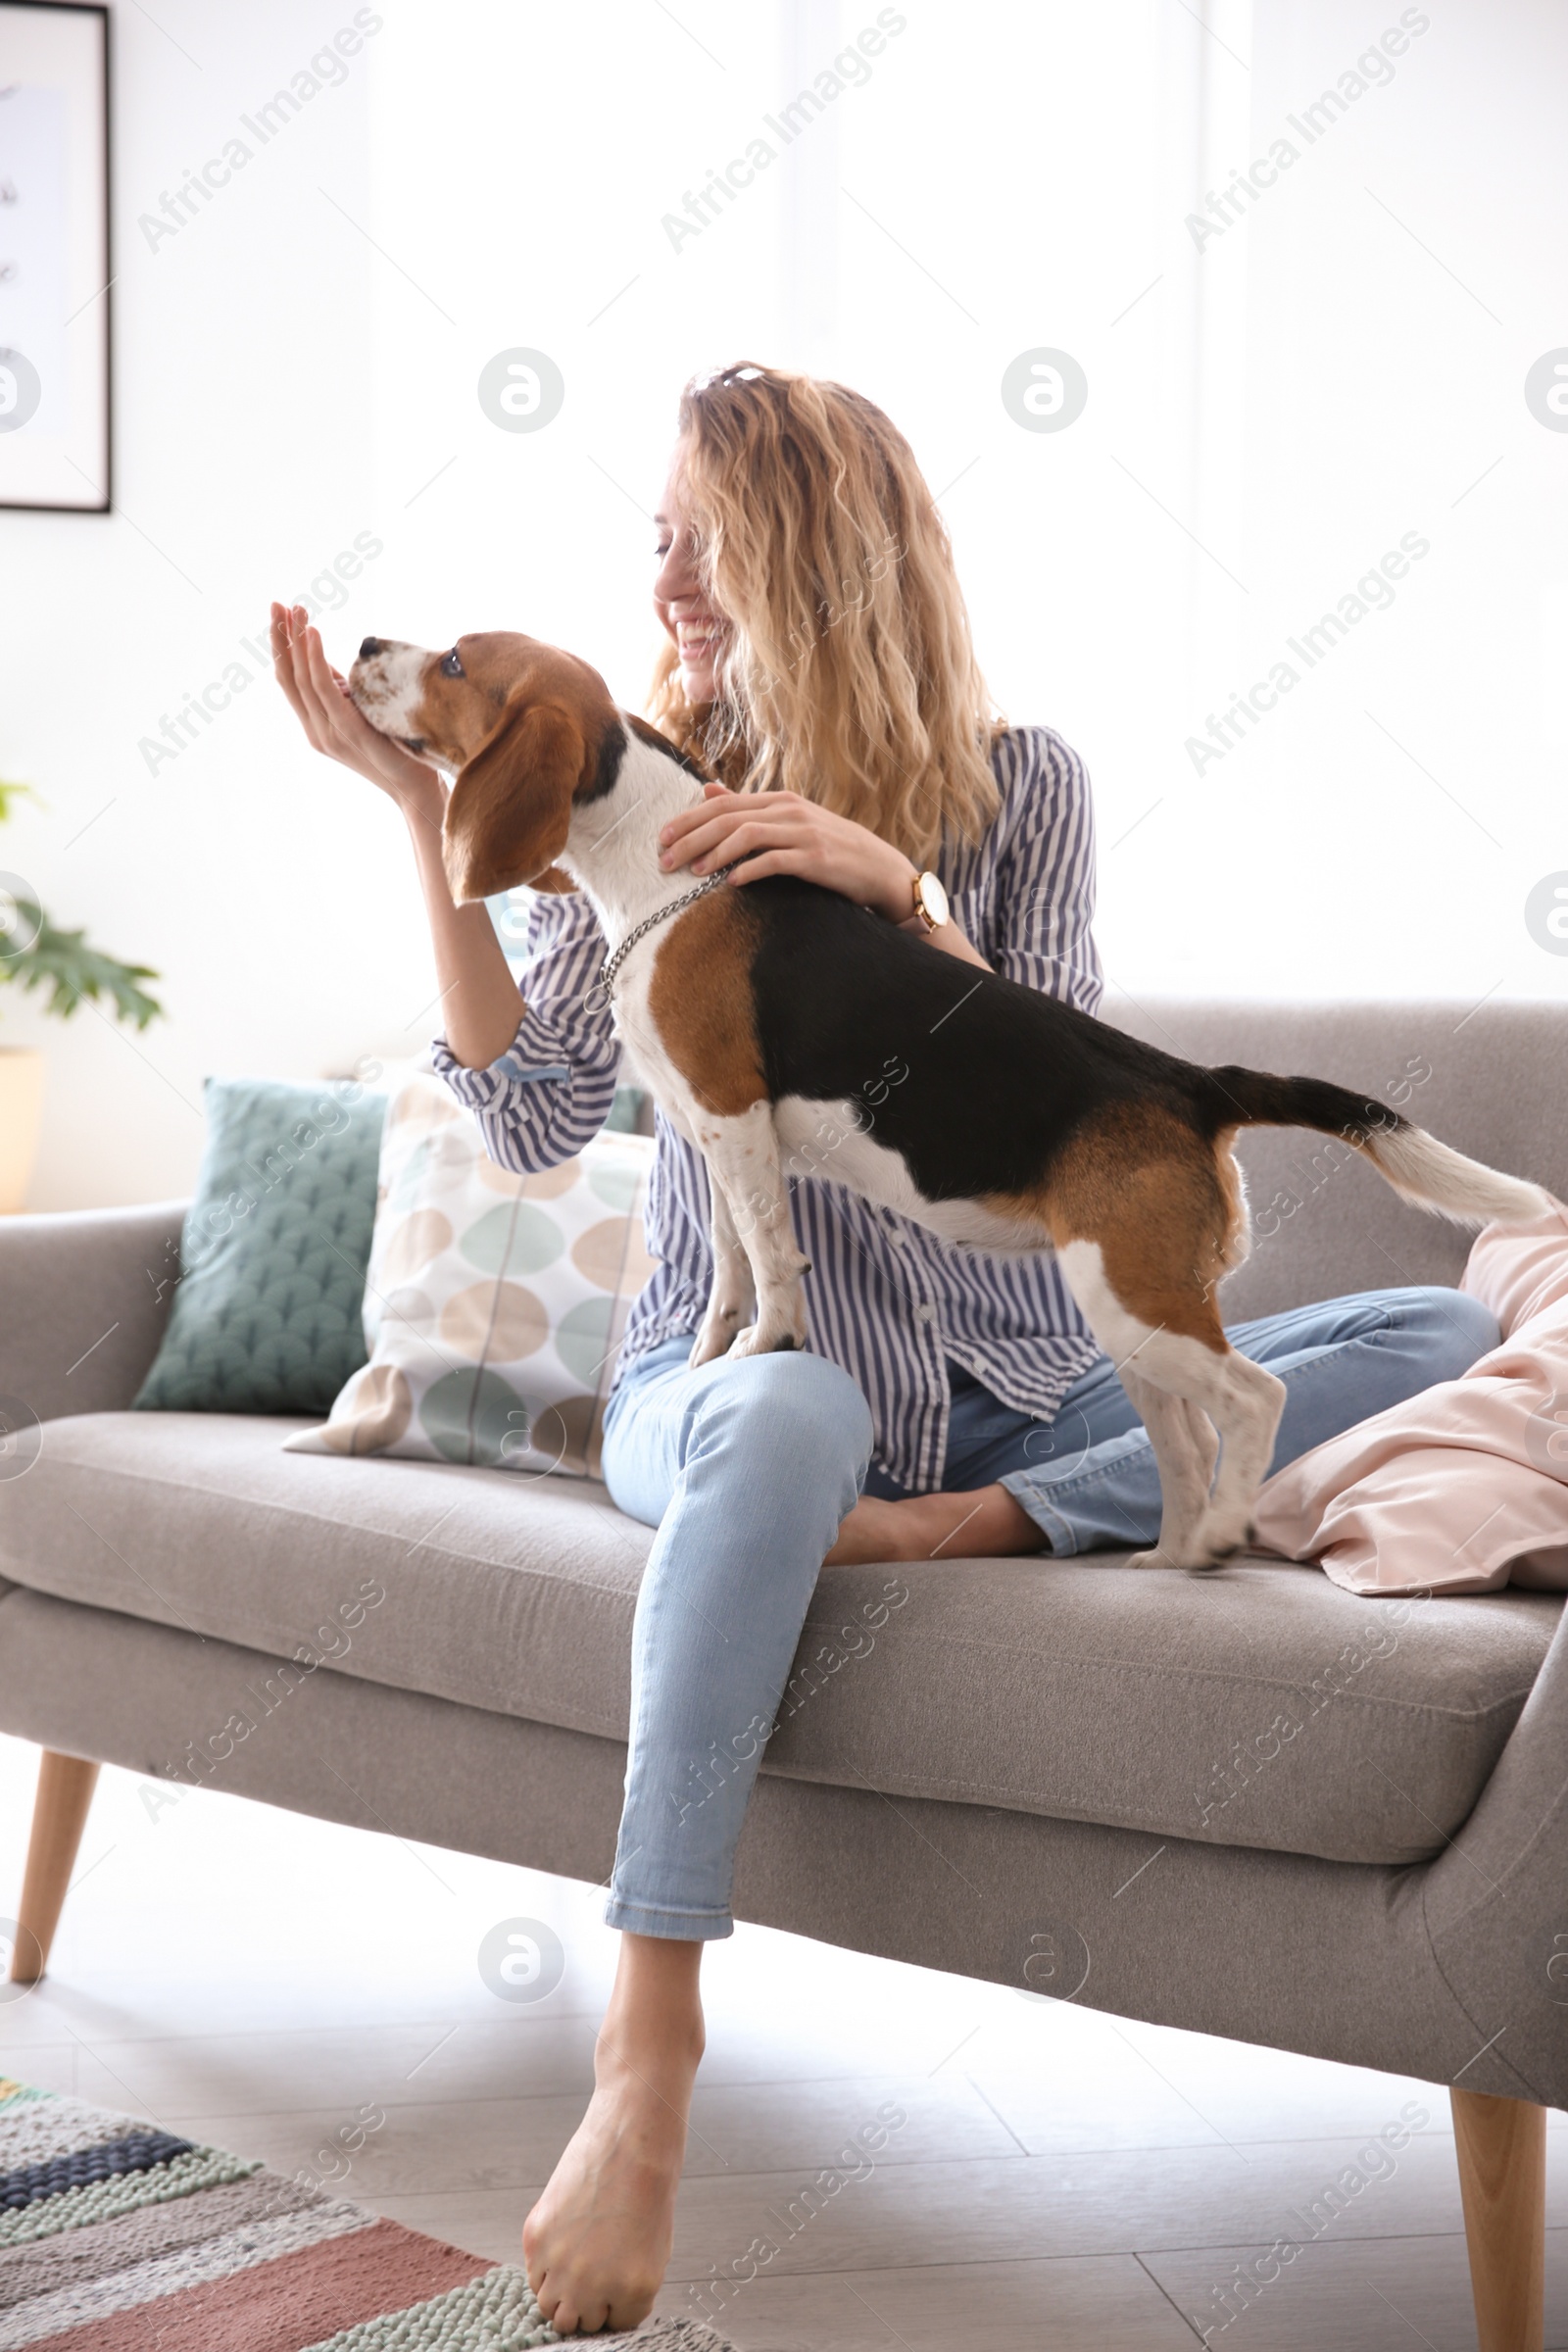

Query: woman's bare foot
[[523, 1935, 704, 2335], [825, 1482, 1044, 1565]]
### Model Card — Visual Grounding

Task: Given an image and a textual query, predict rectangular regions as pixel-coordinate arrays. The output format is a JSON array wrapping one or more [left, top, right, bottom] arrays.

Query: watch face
[[919, 871, 950, 926]]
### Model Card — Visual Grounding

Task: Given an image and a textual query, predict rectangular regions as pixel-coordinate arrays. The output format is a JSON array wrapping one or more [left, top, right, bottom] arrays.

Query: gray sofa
[[2, 1000, 1564, 2350]]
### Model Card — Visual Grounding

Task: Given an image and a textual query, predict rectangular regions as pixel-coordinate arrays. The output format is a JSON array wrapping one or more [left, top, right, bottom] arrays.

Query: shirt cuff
[[428, 1011, 572, 1106]]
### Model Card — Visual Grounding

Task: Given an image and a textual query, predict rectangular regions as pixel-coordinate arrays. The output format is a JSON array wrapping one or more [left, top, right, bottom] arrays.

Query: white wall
[[2, 1, 386, 1208], [1, 1, 1563, 1213], [1148, 0, 1568, 1004]]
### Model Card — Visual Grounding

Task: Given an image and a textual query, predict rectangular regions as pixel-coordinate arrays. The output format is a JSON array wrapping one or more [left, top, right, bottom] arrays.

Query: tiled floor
[[1, 1732, 1562, 2349]]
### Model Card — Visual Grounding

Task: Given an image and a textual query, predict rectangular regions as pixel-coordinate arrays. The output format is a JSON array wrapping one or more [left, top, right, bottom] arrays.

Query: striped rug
[[0, 2081, 734, 2350]]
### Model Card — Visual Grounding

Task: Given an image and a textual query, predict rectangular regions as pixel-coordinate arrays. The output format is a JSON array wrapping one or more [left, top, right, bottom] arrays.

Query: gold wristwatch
[[910, 869, 950, 932]]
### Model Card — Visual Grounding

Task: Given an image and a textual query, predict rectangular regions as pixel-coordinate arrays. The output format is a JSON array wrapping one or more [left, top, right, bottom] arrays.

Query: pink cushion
[[1252, 1206, 1568, 1594]]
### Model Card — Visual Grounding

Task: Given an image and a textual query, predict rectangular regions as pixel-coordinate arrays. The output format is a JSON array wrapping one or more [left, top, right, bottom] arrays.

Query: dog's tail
[[1200, 1065, 1555, 1227]]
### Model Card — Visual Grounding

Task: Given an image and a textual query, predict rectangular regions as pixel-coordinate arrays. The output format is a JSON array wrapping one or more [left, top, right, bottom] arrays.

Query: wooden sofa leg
[[1451, 2085, 1546, 2352], [9, 1751, 101, 1984]]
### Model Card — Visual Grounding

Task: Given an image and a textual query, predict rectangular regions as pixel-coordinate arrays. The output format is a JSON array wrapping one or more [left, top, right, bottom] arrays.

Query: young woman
[[270, 362, 1496, 2333]]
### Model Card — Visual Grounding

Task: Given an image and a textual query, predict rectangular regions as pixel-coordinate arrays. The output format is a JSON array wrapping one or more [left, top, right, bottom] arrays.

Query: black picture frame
[[0, 0, 111, 512]]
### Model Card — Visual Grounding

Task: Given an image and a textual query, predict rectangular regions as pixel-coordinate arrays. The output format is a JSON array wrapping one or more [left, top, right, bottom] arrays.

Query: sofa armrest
[[1424, 1595, 1568, 2104], [0, 1201, 186, 1421]]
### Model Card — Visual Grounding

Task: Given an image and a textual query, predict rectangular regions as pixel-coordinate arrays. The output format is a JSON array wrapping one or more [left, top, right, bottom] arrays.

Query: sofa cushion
[[1254, 1209, 1568, 1596], [2, 1412, 650, 1748], [282, 1073, 657, 1479], [132, 1077, 384, 1416], [0, 1410, 1558, 1866]]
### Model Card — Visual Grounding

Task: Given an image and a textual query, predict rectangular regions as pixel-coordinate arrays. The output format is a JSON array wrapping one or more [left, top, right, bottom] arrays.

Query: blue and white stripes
[[430, 725, 1104, 1494]]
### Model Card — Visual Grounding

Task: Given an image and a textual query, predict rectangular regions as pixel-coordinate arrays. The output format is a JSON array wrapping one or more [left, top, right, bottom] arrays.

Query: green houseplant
[[0, 778, 164, 1211]]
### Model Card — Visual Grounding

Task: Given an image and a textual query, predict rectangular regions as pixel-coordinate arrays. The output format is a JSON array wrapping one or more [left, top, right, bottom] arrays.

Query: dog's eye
[[441, 648, 465, 678]]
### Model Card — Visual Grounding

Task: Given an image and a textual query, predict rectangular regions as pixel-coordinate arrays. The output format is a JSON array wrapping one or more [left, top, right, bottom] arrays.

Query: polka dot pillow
[[284, 1072, 656, 1478]]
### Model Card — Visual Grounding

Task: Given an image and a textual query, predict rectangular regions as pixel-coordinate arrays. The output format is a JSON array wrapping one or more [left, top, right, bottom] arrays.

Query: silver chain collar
[[585, 862, 739, 1012]]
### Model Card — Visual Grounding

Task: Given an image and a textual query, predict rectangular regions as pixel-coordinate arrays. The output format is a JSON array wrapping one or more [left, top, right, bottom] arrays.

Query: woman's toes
[[540, 2283, 577, 2334], [518, 2070, 684, 2336]]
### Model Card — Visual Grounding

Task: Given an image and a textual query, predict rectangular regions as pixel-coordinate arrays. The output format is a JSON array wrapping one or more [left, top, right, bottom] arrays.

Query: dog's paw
[[1130, 1526, 1246, 1575], [1182, 1534, 1247, 1577], [688, 1300, 751, 1367], [1188, 1510, 1256, 1570], [729, 1303, 808, 1358], [688, 1327, 734, 1368], [729, 1326, 795, 1359]]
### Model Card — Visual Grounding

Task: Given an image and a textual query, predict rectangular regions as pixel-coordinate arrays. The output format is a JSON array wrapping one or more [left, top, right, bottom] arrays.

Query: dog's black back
[[742, 876, 1399, 1205], [743, 877, 1202, 1203]]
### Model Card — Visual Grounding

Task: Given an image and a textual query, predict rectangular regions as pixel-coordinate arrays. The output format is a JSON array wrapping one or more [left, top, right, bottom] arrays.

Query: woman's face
[[654, 463, 727, 705]]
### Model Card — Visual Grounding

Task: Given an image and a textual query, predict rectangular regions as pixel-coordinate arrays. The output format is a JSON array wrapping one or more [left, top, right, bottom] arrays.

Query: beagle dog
[[349, 628, 1551, 1572]]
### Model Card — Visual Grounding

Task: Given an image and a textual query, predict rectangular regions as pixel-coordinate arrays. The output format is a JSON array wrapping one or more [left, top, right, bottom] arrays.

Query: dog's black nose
[[359, 636, 382, 660]]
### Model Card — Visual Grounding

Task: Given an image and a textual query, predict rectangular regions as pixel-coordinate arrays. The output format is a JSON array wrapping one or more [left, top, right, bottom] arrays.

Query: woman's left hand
[[659, 783, 915, 922]]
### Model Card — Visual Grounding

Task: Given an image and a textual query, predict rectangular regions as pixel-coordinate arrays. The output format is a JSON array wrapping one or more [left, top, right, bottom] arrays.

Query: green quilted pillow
[[133, 1076, 386, 1416]]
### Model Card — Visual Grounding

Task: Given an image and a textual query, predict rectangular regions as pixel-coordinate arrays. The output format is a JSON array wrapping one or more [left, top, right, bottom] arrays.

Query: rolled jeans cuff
[[1001, 1471, 1081, 1555], [602, 1894, 735, 1941], [1000, 1422, 1164, 1556]]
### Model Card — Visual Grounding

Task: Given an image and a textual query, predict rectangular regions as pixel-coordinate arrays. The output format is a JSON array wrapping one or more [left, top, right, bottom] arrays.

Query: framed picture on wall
[[0, 0, 110, 511]]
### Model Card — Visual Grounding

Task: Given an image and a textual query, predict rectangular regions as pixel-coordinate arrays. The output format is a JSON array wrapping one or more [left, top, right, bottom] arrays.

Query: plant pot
[[0, 1048, 44, 1213]]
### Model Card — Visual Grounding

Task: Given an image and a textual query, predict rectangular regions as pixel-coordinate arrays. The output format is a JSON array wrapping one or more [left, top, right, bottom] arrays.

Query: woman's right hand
[[270, 601, 445, 821]]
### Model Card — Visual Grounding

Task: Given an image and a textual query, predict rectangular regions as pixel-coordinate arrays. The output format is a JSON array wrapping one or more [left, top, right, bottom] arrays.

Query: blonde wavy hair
[[647, 363, 1002, 866]]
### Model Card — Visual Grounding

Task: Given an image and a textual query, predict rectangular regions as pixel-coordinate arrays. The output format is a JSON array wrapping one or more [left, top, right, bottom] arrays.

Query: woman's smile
[[654, 477, 727, 703], [671, 614, 725, 696]]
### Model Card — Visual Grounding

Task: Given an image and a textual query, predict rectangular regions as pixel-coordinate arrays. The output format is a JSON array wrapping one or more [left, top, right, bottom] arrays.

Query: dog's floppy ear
[[443, 699, 585, 903]]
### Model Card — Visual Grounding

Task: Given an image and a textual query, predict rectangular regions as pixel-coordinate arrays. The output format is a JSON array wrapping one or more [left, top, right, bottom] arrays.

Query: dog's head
[[349, 631, 624, 901]]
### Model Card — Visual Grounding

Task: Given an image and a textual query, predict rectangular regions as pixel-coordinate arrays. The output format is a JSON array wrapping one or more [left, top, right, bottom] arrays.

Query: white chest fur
[[562, 724, 1047, 1285]]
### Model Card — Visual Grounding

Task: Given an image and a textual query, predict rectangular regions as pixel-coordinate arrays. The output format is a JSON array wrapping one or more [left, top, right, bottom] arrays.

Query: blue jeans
[[599, 1286, 1497, 1938]]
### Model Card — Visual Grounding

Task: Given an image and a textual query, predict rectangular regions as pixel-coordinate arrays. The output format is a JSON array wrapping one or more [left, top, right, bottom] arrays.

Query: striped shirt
[[430, 724, 1104, 1493]]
